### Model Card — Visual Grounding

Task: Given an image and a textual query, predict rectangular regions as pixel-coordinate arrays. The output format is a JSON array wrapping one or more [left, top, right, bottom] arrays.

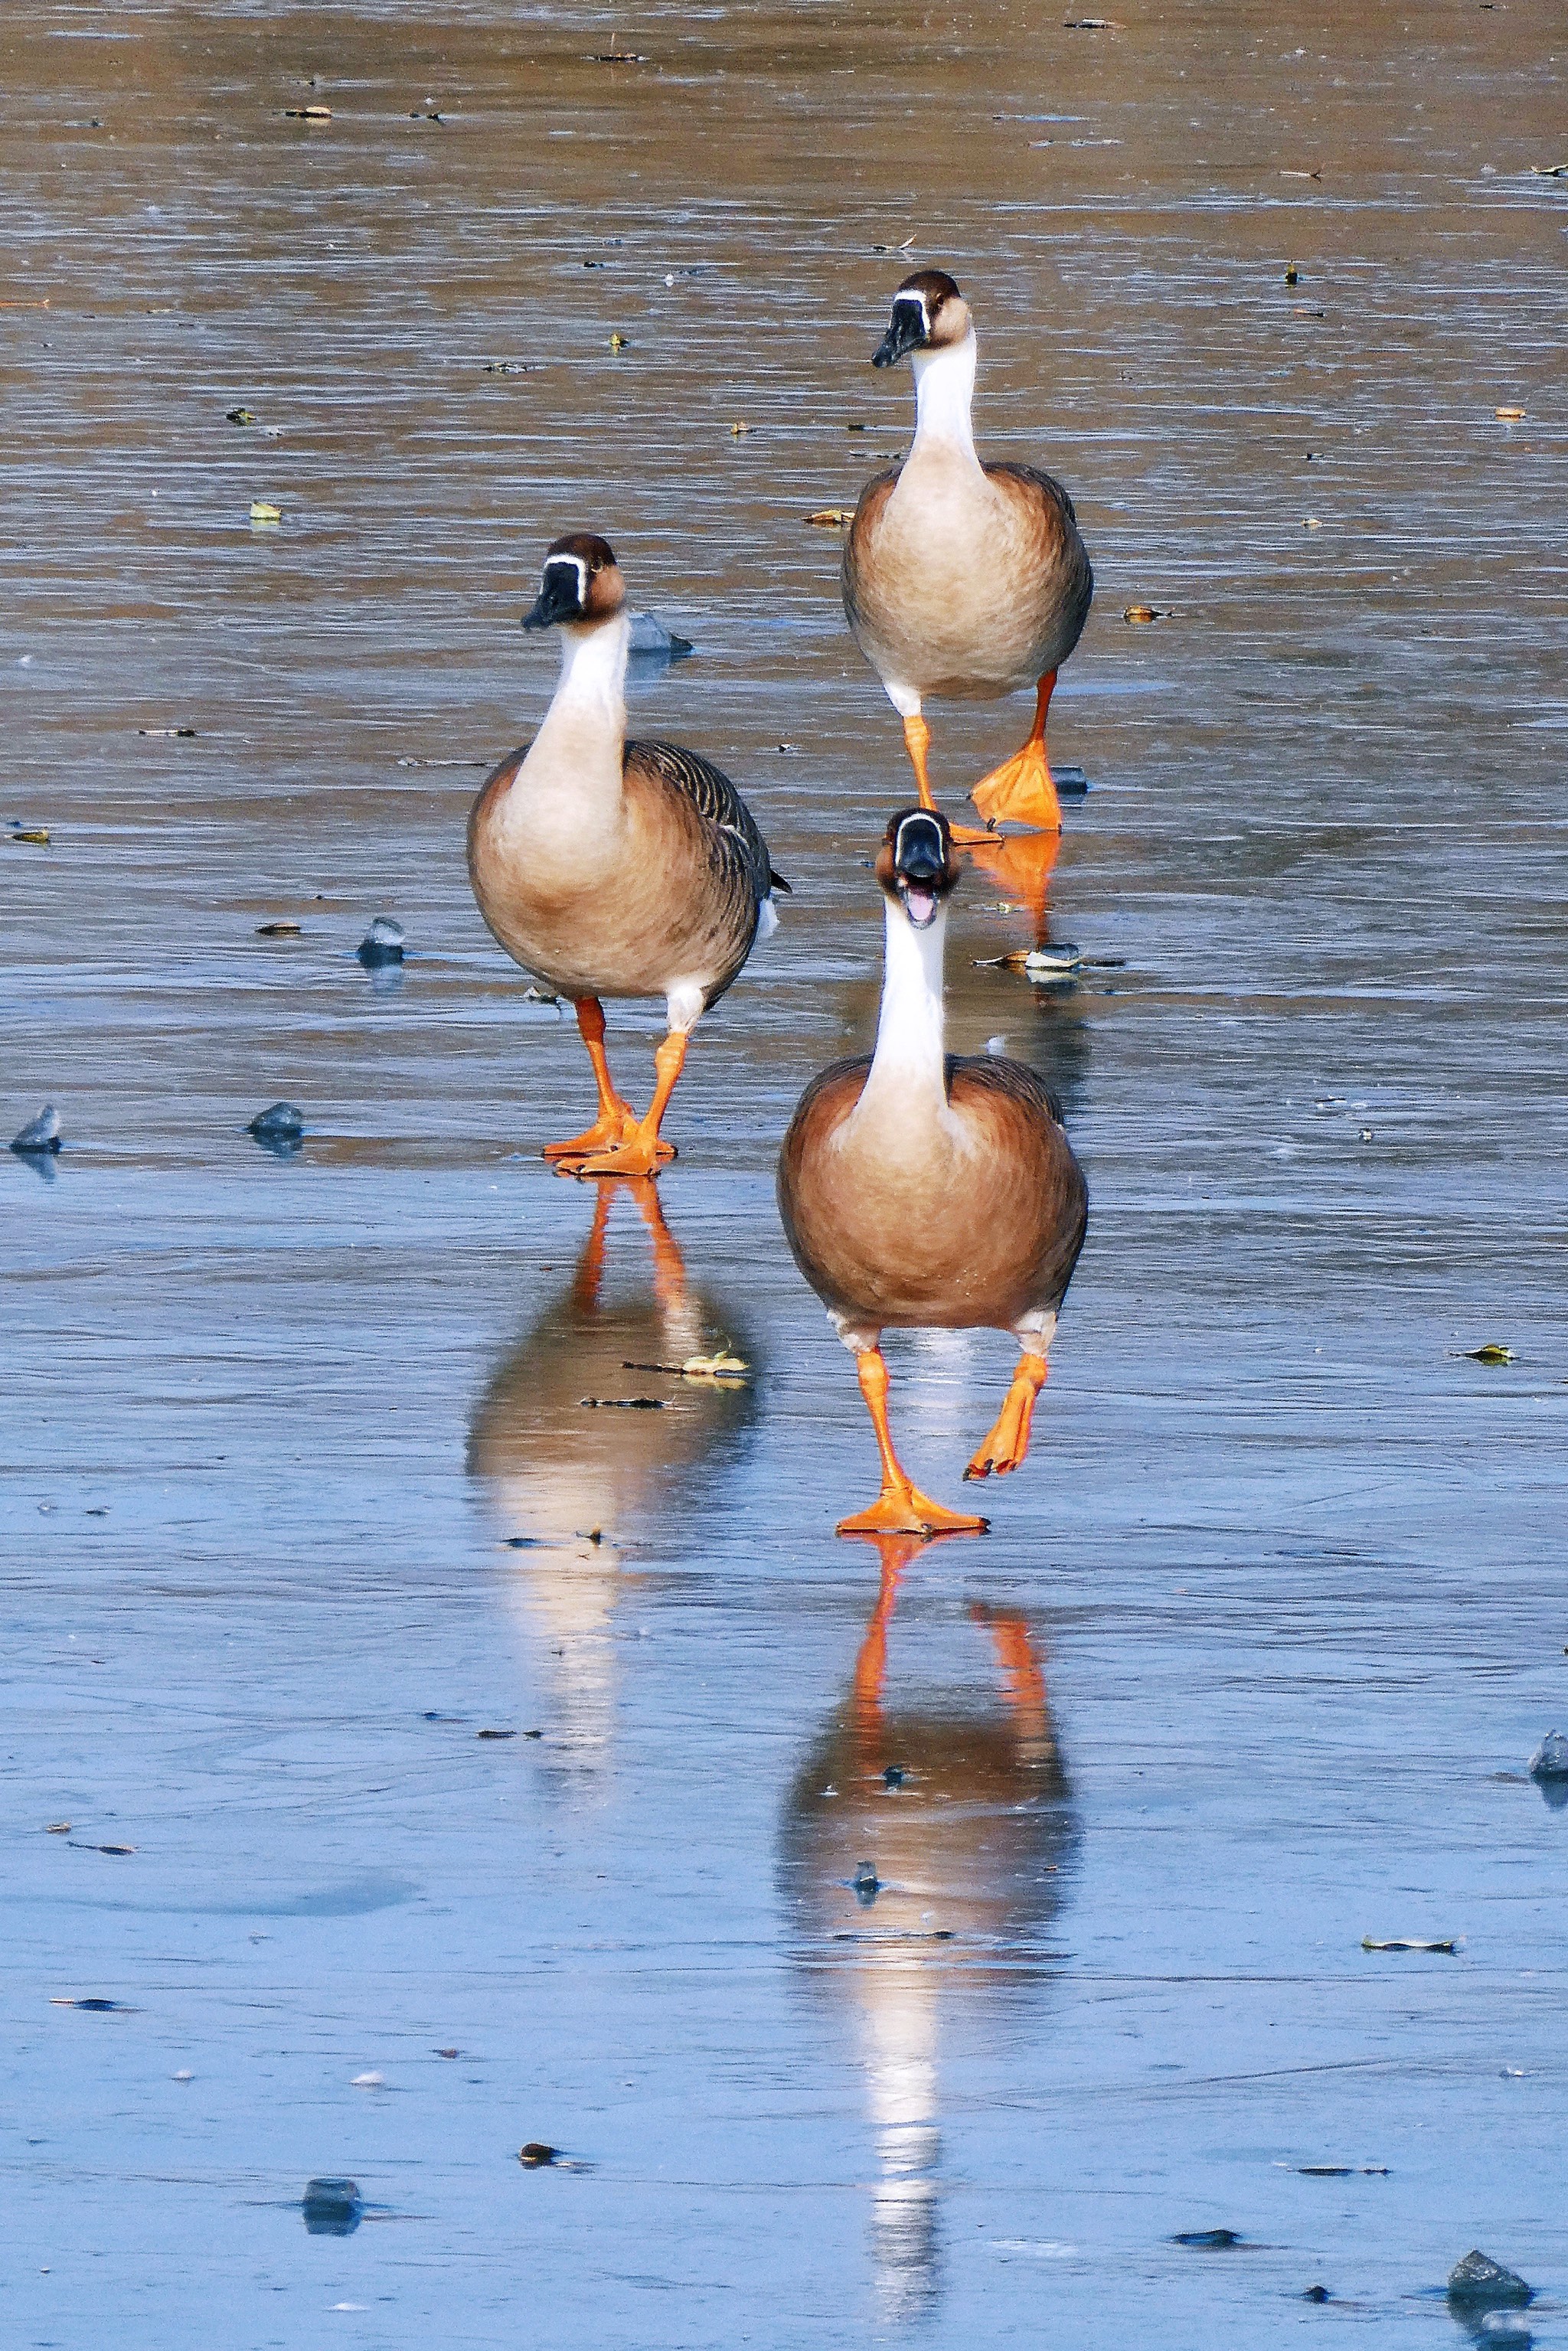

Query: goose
[[469, 533, 786, 1178], [843, 269, 1093, 841], [776, 808, 1087, 1534]]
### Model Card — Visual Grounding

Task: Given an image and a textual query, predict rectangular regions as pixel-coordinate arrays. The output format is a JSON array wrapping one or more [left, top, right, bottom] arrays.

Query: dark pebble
[[518, 2142, 557, 2168], [1173, 2228, 1242, 2248], [302, 2176, 362, 2236], [1302, 2284, 1331, 2303], [248, 1101, 305, 1141]]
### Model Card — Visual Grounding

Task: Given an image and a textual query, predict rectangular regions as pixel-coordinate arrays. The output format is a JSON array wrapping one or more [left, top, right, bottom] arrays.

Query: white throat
[[859, 896, 949, 1112], [515, 609, 631, 845], [910, 331, 979, 467], [540, 610, 630, 735]]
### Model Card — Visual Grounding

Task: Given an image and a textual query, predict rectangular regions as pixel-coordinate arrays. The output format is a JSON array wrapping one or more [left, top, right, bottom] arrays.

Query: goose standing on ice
[[469, 534, 786, 1178], [777, 809, 1086, 1535], [844, 270, 1093, 841]]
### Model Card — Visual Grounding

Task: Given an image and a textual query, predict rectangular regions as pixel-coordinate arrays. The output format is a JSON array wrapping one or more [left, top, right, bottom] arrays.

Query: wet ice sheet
[[3, 0, 1568, 2343]]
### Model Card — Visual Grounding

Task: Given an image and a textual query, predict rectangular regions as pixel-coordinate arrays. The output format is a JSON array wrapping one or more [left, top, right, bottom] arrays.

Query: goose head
[[871, 269, 972, 368], [522, 531, 627, 632], [876, 807, 960, 932]]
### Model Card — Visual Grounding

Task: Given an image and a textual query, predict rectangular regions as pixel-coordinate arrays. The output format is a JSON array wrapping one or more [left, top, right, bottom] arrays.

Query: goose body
[[468, 534, 784, 1177], [777, 808, 1086, 1532], [843, 271, 1093, 837], [471, 729, 773, 1012]]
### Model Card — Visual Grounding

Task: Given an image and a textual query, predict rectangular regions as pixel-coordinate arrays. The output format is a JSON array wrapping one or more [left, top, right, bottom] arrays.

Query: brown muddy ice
[[2, 2, 1565, 2343]]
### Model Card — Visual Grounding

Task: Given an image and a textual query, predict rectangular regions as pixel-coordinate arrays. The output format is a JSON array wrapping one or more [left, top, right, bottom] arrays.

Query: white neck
[[910, 331, 979, 468], [537, 610, 629, 741], [858, 896, 949, 1112]]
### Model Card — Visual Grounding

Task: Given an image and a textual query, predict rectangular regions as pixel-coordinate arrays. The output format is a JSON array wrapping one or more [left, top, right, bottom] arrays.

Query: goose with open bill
[[844, 270, 1093, 842], [469, 533, 787, 1178], [777, 808, 1087, 1534]]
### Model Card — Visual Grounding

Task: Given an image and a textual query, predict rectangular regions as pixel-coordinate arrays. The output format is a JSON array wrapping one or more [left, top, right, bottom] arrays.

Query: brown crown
[[895, 267, 962, 310], [545, 531, 618, 571]]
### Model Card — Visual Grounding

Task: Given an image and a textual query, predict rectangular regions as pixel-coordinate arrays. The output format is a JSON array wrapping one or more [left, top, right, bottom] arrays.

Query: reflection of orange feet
[[969, 737, 1062, 834], [544, 1108, 641, 1164], [838, 1481, 988, 1537], [964, 828, 1061, 939], [573, 1134, 677, 1180], [964, 1353, 1048, 1480]]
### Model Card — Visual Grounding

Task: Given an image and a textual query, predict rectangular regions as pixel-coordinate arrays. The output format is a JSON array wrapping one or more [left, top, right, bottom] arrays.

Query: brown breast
[[776, 1055, 1087, 1334]]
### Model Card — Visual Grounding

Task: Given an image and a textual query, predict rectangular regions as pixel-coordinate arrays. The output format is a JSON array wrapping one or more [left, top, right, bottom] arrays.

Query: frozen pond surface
[[2, 1, 1566, 2343]]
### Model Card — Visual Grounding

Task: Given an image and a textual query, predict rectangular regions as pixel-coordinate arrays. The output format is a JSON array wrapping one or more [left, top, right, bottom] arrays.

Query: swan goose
[[776, 808, 1087, 1534], [469, 533, 786, 1179], [843, 269, 1093, 842]]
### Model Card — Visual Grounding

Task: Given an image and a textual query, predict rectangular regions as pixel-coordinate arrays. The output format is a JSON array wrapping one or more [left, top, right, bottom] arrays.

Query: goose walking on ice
[[776, 808, 1087, 1535], [469, 533, 786, 1178], [844, 270, 1093, 841]]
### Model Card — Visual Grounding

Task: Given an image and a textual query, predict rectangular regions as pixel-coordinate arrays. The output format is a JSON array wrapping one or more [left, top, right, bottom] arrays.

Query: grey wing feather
[[626, 739, 779, 904]]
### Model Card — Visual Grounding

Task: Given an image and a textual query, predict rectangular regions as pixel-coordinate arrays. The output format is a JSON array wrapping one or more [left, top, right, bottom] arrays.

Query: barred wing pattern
[[626, 738, 781, 903]]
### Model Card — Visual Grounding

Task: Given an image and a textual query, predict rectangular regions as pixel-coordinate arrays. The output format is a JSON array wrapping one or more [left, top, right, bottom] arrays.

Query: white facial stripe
[[895, 814, 942, 867], [543, 553, 588, 608], [893, 291, 929, 336]]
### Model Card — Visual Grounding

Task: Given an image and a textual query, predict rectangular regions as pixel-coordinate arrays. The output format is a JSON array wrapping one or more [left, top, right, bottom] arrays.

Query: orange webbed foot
[[572, 1134, 678, 1180], [837, 1482, 989, 1538], [543, 1107, 641, 1165], [969, 738, 1063, 835], [964, 1353, 1049, 1481]]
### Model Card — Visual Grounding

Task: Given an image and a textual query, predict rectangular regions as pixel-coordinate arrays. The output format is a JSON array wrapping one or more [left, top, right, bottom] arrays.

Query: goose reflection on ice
[[466, 1182, 756, 1781], [779, 1533, 1080, 2323]]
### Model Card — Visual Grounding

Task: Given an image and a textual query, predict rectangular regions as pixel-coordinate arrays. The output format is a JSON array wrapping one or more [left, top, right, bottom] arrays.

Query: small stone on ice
[[1447, 2251, 1534, 2310], [248, 1101, 305, 1141], [1528, 1729, 1568, 1781], [357, 916, 405, 967], [302, 2177, 363, 2235], [350, 2072, 383, 2089], [10, 1105, 61, 1154], [518, 2142, 557, 2167]]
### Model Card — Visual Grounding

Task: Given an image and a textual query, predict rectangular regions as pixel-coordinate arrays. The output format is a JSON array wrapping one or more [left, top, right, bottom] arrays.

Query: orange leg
[[964, 1351, 1048, 1481], [544, 999, 642, 1164], [566, 1180, 616, 1317], [902, 713, 995, 847], [629, 1179, 689, 1308], [969, 672, 1063, 834], [837, 1347, 989, 1537], [573, 1030, 687, 1180]]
